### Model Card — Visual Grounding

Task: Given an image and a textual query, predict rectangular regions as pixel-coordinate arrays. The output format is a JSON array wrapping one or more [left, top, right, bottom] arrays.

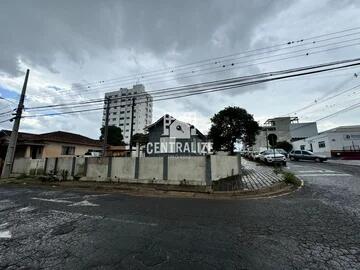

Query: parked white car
[[258, 150, 287, 166]]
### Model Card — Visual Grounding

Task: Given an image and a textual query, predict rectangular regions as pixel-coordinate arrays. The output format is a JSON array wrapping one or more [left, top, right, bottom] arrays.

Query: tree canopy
[[208, 106, 260, 154], [275, 140, 293, 152], [131, 133, 148, 146], [99, 125, 125, 146]]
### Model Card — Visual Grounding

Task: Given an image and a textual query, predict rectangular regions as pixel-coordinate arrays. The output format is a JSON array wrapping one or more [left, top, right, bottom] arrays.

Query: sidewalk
[[240, 159, 284, 190], [327, 159, 360, 166]]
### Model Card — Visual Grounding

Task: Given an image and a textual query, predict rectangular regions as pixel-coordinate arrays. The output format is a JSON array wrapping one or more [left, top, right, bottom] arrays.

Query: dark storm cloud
[[0, 0, 292, 77]]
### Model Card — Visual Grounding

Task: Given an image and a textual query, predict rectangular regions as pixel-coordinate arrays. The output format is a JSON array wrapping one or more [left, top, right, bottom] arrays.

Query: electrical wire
[[51, 26, 360, 93], [48, 35, 360, 98], [22, 58, 360, 118]]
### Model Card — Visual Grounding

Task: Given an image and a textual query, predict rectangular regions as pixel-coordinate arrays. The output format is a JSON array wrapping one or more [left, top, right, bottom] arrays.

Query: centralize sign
[[146, 141, 213, 155]]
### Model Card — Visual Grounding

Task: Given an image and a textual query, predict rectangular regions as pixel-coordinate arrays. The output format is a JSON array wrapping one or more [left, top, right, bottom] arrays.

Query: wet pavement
[[0, 161, 360, 269]]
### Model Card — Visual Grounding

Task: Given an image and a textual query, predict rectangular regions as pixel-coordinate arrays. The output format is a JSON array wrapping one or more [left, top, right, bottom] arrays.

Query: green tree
[[208, 107, 260, 154], [275, 141, 293, 152], [131, 133, 148, 146], [99, 125, 125, 146]]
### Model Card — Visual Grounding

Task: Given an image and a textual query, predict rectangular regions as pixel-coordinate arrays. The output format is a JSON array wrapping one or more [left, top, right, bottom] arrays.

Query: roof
[[0, 130, 102, 147], [144, 114, 206, 139], [320, 125, 360, 134]]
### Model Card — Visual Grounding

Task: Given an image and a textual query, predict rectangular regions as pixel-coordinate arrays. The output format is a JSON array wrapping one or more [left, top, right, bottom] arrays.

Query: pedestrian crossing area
[[289, 166, 352, 177]]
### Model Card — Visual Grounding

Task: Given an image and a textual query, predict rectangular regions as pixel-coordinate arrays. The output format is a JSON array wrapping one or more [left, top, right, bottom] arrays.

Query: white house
[[292, 125, 360, 157]]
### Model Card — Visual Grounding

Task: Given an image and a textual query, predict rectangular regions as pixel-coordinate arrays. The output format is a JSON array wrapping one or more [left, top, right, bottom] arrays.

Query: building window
[[318, 141, 326, 148], [300, 145, 305, 150], [61, 146, 75, 155]]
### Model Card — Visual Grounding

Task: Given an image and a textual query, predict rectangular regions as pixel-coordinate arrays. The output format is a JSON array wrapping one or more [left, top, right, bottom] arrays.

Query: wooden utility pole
[[1, 69, 30, 178], [102, 97, 110, 156], [129, 97, 135, 156]]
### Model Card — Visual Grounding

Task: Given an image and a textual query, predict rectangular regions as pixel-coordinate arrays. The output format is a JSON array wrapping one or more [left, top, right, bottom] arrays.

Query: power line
[[24, 57, 360, 112], [21, 58, 360, 119], [48, 33, 360, 97], [51, 26, 360, 93], [283, 79, 360, 116]]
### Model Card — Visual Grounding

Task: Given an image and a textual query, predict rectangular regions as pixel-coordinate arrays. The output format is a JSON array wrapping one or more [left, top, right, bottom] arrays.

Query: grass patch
[[283, 172, 301, 186]]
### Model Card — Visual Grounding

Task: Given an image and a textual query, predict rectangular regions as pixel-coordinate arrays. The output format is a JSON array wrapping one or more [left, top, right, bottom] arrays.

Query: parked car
[[249, 151, 259, 161], [274, 148, 288, 158], [289, 150, 327, 162], [253, 152, 261, 161], [258, 150, 287, 166]]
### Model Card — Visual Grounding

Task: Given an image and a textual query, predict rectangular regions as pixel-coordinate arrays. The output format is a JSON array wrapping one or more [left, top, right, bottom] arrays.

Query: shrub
[[29, 168, 45, 176], [283, 172, 300, 186], [273, 166, 283, 175], [59, 170, 69, 181], [16, 173, 28, 179]]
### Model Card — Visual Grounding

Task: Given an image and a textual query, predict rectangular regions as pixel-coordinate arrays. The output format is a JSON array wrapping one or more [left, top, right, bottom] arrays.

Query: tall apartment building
[[102, 84, 153, 144]]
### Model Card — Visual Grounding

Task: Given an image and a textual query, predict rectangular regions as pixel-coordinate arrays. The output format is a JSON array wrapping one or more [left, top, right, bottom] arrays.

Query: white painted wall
[[211, 156, 239, 180], [168, 156, 206, 184], [111, 157, 135, 180], [138, 157, 163, 180], [11, 155, 240, 187], [85, 157, 108, 181]]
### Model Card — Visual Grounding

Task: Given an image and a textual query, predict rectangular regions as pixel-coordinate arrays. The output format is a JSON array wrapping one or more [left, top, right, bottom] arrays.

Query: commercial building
[[144, 114, 209, 156], [292, 125, 360, 158], [253, 117, 318, 151], [103, 84, 152, 144]]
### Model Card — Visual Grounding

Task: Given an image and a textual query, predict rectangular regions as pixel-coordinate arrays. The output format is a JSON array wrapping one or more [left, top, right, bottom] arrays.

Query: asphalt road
[[0, 161, 359, 269]]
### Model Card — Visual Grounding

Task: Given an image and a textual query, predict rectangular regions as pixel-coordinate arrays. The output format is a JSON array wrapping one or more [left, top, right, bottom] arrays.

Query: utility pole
[[1, 69, 30, 178], [129, 97, 135, 156], [102, 97, 110, 157]]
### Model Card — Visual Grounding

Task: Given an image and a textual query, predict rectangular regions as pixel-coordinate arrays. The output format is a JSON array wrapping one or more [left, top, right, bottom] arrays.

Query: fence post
[[237, 153, 242, 175], [107, 156, 112, 181], [134, 157, 139, 179], [71, 157, 76, 177], [44, 157, 48, 174], [84, 157, 88, 177], [163, 156, 168, 180], [205, 155, 212, 186], [54, 157, 58, 175]]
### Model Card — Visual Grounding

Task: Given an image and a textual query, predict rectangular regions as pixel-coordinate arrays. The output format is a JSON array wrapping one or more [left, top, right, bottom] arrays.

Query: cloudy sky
[[1, 0, 360, 139]]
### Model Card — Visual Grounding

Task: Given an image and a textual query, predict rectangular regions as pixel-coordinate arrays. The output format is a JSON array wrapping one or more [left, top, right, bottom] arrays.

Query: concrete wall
[[138, 157, 163, 180], [111, 157, 136, 181], [11, 155, 241, 186], [168, 156, 206, 184], [211, 156, 239, 181], [12, 158, 45, 175], [85, 157, 109, 181], [12, 158, 31, 174]]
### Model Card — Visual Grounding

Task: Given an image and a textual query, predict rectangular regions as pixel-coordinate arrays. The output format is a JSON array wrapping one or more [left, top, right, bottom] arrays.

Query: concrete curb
[[0, 177, 301, 200]]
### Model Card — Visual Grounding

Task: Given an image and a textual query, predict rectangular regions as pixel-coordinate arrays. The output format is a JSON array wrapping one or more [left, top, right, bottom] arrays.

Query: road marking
[[16, 206, 36, 212], [0, 230, 11, 239], [296, 170, 335, 173], [68, 200, 99, 207], [50, 210, 158, 227], [31, 197, 72, 203], [296, 173, 352, 177]]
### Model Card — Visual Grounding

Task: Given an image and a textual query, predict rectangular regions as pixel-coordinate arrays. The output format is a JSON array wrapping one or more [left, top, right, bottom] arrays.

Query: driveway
[[0, 161, 359, 269]]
